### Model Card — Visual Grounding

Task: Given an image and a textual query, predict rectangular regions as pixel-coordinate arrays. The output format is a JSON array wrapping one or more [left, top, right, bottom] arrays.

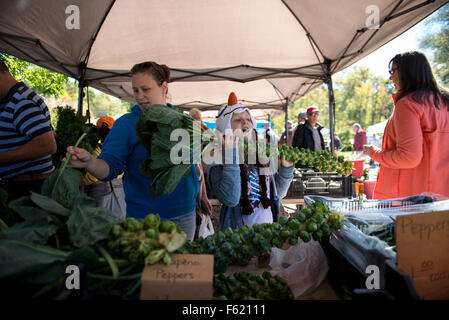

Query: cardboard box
[[397, 210, 449, 299], [140, 254, 214, 300]]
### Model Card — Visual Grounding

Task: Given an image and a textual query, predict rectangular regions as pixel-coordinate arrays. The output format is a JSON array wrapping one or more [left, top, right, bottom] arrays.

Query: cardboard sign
[[397, 211, 449, 299], [140, 254, 214, 300]]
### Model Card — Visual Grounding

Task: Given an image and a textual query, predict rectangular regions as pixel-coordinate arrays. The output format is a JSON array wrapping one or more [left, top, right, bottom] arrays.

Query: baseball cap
[[306, 106, 320, 114], [297, 109, 307, 118], [96, 116, 115, 129]]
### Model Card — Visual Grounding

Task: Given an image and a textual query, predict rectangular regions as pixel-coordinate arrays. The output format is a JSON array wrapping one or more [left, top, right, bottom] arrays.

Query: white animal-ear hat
[[216, 92, 257, 134]]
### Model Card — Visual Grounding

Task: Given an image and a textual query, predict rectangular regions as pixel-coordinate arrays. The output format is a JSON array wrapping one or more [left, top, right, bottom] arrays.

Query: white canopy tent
[[1, 0, 447, 148], [367, 119, 389, 135]]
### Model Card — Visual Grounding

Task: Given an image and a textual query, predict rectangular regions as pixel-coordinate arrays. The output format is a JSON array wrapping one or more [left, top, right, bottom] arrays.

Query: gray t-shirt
[[307, 123, 322, 151]]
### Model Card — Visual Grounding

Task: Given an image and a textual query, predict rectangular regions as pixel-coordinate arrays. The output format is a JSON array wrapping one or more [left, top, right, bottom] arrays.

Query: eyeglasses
[[307, 113, 320, 117], [388, 68, 398, 75]]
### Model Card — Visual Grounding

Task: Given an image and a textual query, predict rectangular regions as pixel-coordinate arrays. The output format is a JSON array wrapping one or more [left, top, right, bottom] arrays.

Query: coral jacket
[[371, 92, 449, 199]]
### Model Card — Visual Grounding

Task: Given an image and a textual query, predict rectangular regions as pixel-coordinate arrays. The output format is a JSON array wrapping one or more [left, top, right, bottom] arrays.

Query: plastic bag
[[268, 240, 329, 298], [198, 213, 215, 239], [331, 221, 397, 275], [84, 178, 127, 221]]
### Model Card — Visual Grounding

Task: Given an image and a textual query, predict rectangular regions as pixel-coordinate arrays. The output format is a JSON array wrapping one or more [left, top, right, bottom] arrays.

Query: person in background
[[66, 61, 199, 240], [189, 108, 203, 123], [263, 122, 276, 144], [363, 51, 449, 199], [81, 116, 126, 220], [333, 133, 341, 151], [279, 120, 293, 146], [188, 107, 213, 233], [333, 133, 341, 156], [352, 123, 367, 159], [292, 106, 325, 168], [297, 109, 307, 125], [207, 92, 294, 230], [0, 59, 56, 202]]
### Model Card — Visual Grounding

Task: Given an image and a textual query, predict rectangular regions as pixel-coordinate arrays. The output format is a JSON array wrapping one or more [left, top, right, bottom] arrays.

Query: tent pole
[[325, 61, 335, 155], [284, 98, 289, 146], [77, 63, 86, 115], [77, 83, 84, 115]]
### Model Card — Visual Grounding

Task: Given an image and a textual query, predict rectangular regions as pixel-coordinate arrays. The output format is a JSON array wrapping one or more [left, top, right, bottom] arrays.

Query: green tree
[[419, 5, 449, 86], [271, 67, 393, 139], [0, 53, 68, 98]]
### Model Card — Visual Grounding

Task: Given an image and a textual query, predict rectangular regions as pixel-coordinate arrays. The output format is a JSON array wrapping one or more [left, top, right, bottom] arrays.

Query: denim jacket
[[206, 147, 294, 230]]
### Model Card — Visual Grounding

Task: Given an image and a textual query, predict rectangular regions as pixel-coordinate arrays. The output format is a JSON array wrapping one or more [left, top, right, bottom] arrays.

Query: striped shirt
[[0, 82, 54, 179]]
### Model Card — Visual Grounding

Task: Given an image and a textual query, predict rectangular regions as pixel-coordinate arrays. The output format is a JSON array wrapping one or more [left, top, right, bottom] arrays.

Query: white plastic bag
[[269, 240, 329, 298], [198, 213, 215, 239]]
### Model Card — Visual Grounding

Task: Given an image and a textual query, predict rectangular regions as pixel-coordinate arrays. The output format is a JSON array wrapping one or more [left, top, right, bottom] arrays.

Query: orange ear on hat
[[228, 92, 238, 106]]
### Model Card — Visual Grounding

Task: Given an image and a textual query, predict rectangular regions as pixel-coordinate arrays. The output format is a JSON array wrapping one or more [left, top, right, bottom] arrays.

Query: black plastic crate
[[320, 233, 419, 300], [285, 171, 352, 198]]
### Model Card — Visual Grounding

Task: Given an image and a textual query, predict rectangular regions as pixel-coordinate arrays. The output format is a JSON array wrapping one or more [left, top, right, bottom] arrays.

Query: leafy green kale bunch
[[52, 106, 99, 168], [135, 104, 215, 197]]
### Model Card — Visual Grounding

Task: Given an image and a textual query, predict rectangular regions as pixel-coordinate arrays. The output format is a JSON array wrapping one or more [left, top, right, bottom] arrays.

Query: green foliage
[[51, 106, 99, 168], [419, 5, 449, 86], [338, 128, 353, 147], [136, 104, 215, 197], [0, 53, 67, 98]]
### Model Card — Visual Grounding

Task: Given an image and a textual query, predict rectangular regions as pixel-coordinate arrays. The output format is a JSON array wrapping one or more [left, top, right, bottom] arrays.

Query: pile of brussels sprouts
[[213, 271, 294, 300], [177, 199, 344, 274], [278, 146, 353, 176]]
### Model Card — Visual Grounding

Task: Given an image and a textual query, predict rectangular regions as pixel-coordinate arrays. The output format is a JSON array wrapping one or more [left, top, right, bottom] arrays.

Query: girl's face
[[389, 62, 402, 91], [132, 72, 167, 109], [231, 110, 253, 132]]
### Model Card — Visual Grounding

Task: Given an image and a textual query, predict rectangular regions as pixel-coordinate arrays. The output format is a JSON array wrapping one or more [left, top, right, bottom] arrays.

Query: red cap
[[96, 116, 115, 129], [306, 106, 320, 114], [228, 92, 238, 106]]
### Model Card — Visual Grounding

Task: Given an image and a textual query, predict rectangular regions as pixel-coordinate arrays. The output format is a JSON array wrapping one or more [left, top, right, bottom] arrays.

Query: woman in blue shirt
[[66, 62, 198, 240]]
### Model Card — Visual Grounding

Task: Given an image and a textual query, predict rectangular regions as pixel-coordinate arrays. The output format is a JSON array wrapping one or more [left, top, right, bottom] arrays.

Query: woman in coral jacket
[[363, 51, 449, 199]]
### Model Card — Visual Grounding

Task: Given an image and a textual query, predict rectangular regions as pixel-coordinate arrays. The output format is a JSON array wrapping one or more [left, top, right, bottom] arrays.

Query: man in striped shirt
[[0, 60, 56, 201]]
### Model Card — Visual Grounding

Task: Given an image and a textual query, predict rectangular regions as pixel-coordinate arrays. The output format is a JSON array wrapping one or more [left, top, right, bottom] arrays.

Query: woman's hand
[[281, 155, 294, 167], [65, 146, 94, 168], [363, 144, 380, 157]]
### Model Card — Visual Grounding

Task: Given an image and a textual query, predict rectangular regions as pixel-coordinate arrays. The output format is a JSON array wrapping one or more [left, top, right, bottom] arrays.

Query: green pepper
[[143, 213, 160, 230], [111, 225, 124, 238], [163, 252, 172, 265], [166, 232, 187, 252], [159, 220, 177, 233], [124, 217, 143, 232], [145, 249, 165, 264], [145, 229, 158, 239]]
